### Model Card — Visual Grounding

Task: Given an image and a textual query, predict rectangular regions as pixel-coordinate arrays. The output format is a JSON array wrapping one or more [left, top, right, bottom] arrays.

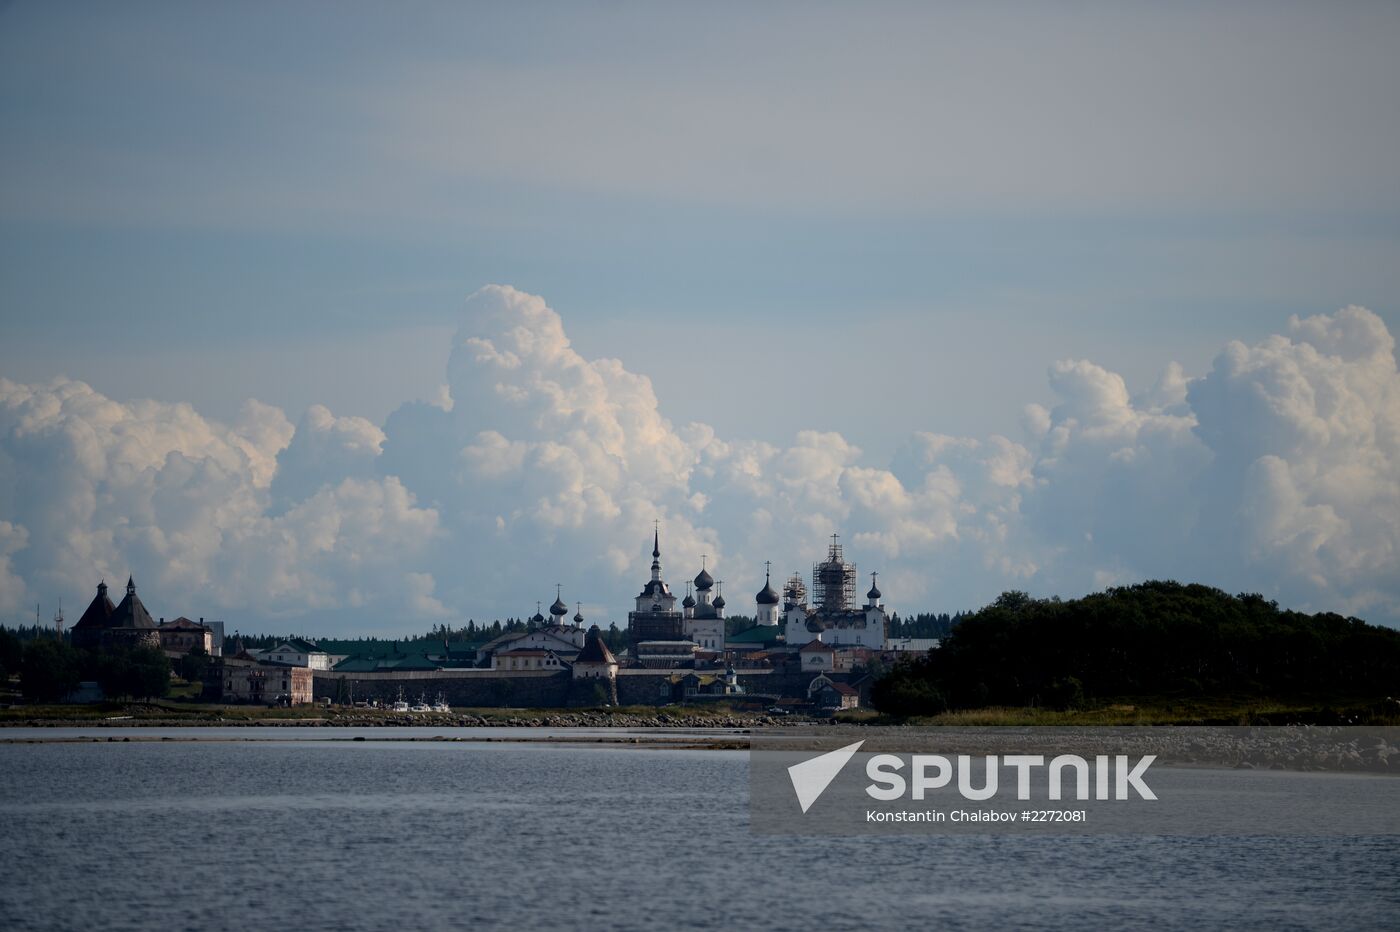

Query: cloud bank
[[2, 288, 1397, 632]]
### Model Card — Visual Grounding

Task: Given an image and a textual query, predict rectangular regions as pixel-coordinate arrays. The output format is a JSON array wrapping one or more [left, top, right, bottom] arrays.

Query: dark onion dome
[[867, 583, 882, 600], [550, 596, 568, 616], [682, 592, 696, 608], [573, 610, 585, 624], [531, 612, 545, 624], [693, 567, 714, 590], [713, 593, 726, 610], [756, 579, 780, 605]]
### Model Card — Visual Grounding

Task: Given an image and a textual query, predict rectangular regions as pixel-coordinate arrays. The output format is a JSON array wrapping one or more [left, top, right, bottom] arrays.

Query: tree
[[0, 627, 22, 679], [177, 646, 211, 683], [94, 650, 132, 699], [95, 646, 170, 701], [127, 647, 171, 700], [19, 639, 80, 702], [869, 581, 1400, 717], [871, 672, 947, 717], [586, 681, 612, 707]]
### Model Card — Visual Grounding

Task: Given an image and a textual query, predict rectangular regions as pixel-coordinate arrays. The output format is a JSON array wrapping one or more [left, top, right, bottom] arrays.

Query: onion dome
[[756, 568, 779, 605], [682, 592, 696, 609], [867, 571, 882, 601], [713, 592, 726, 610], [694, 567, 714, 591], [550, 589, 569, 618], [573, 603, 585, 625]]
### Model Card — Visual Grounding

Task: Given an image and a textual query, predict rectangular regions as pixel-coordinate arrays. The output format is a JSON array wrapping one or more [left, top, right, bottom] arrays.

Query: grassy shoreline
[[3, 693, 1397, 727], [0, 700, 814, 728]]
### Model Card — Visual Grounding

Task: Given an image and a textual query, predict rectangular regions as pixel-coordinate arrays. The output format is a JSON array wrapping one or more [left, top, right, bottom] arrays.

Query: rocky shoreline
[[0, 708, 825, 730]]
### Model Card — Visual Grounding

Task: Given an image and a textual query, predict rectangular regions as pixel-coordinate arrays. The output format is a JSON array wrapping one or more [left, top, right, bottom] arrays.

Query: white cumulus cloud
[[2, 292, 1397, 632]]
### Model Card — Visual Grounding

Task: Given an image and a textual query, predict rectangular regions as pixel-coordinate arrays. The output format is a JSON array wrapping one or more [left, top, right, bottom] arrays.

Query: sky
[[1, 2, 1398, 633]]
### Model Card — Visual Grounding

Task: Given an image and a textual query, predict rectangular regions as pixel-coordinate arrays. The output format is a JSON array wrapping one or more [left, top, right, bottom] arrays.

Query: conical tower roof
[[111, 576, 157, 630], [574, 625, 616, 665], [73, 580, 116, 631]]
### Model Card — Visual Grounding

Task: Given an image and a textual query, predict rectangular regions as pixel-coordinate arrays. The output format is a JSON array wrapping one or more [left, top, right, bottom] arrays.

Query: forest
[[871, 581, 1400, 717]]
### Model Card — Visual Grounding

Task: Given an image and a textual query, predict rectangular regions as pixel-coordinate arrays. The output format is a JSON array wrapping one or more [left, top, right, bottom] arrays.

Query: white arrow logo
[[787, 740, 865, 813]]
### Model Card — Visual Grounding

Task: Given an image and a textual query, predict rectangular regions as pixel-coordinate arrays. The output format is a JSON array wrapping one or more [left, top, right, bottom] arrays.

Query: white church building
[[778, 536, 890, 649]]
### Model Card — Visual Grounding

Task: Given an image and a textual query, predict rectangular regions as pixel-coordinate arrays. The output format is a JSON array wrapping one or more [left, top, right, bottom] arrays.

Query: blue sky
[[2, 2, 1399, 631]]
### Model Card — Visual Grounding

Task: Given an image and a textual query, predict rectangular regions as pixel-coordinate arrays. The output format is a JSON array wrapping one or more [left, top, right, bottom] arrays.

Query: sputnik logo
[[787, 740, 865, 813]]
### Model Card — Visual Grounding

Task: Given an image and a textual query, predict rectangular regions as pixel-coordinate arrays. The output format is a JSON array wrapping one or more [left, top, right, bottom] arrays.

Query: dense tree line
[[872, 582, 1400, 716], [724, 615, 756, 636], [0, 623, 63, 645], [0, 627, 21, 679], [3, 636, 172, 703], [887, 612, 969, 640], [216, 617, 634, 659], [225, 618, 537, 655]]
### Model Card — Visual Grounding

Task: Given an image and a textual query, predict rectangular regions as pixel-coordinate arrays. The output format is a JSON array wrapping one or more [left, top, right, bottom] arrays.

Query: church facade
[[781, 537, 889, 649], [626, 530, 892, 656]]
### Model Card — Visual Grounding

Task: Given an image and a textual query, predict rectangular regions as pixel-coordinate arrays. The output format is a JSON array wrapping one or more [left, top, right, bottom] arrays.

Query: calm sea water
[[2, 730, 1397, 931]]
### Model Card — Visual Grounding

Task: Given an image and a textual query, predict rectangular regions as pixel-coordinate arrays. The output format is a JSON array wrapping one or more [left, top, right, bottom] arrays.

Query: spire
[[126, 575, 136, 596], [649, 521, 663, 582]]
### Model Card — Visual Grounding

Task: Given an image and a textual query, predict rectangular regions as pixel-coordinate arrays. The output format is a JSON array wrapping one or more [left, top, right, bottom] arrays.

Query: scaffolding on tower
[[812, 535, 856, 614]]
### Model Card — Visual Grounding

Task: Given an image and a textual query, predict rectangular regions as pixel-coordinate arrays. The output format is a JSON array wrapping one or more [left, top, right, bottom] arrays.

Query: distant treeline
[[871, 581, 1400, 716], [0, 624, 63, 645], [888, 612, 968, 640], [222, 618, 633, 657], [225, 619, 538, 655], [725, 612, 967, 640]]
